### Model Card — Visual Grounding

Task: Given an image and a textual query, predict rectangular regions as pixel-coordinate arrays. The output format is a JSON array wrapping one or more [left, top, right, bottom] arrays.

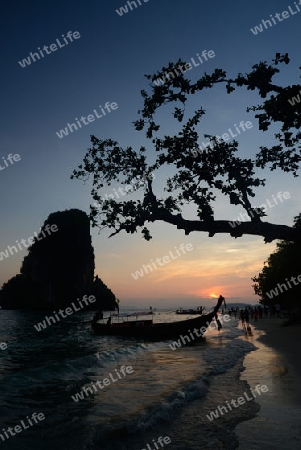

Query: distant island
[[0, 209, 117, 311]]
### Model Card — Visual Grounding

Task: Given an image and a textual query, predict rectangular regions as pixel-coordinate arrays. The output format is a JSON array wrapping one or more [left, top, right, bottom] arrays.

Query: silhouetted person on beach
[[240, 310, 246, 329], [254, 308, 258, 321], [250, 308, 254, 320], [258, 306, 263, 319], [264, 306, 268, 318], [244, 309, 249, 324]]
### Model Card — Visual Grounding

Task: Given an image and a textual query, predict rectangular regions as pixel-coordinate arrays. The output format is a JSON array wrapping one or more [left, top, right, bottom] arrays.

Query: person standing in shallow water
[[214, 313, 222, 331], [240, 309, 246, 329], [244, 308, 250, 325]]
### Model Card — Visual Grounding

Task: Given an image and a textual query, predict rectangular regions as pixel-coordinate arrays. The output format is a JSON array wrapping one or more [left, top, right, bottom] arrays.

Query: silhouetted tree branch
[[71, 53, 301, 243]]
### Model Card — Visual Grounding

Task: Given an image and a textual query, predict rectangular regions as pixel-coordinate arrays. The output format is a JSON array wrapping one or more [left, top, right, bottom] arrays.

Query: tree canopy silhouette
[[71, 53, 301, 243], [252, 213, 301, 311]]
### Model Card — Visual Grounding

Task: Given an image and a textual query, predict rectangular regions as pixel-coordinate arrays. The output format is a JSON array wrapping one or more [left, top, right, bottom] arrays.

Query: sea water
[[0, 310, 258, 450]]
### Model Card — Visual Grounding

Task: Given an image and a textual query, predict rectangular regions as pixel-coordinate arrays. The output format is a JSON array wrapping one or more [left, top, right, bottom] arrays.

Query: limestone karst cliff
[[0, 209, 117, 310]]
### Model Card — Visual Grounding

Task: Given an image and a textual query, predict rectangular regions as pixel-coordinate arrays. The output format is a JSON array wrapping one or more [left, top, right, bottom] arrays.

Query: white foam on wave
[[204, 337, 257, 374]]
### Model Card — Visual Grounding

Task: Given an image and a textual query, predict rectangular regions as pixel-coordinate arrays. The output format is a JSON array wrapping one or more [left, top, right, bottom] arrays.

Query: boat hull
[[91, 311, 216, 340]]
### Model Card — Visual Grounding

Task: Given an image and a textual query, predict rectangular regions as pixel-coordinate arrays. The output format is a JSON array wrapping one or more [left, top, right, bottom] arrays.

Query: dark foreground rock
[[0, 209, 117, 311]]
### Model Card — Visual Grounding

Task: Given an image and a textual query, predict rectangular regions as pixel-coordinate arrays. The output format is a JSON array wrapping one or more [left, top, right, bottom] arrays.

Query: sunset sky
[[1, 0, 300, 309]]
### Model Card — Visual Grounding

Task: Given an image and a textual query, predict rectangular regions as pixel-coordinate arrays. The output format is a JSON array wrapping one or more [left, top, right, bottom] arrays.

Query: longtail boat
[[91, 296, 225, 340], [175, 306, 203, 315]]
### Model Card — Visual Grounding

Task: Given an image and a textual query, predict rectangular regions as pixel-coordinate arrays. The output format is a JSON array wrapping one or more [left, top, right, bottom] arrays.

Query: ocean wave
[[204, 337, 257, 374]]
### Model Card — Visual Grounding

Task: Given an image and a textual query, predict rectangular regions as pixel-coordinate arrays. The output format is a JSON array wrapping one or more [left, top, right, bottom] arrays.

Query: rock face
[[0, 209, 117, 310]]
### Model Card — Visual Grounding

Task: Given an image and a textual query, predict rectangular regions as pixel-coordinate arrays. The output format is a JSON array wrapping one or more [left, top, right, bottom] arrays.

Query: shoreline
[[254, 318, 301, 382], [235, 318, 301, 449]]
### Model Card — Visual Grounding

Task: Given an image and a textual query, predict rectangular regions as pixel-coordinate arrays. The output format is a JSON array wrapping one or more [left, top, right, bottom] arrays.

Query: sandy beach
[[236, 318, 301, 449], [254, 318, 301, 381]]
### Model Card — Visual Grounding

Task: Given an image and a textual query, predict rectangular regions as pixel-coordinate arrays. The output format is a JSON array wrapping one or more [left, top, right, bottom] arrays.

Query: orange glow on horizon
[[189, 288, 223, 299], [201, 287, 227, 299]]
